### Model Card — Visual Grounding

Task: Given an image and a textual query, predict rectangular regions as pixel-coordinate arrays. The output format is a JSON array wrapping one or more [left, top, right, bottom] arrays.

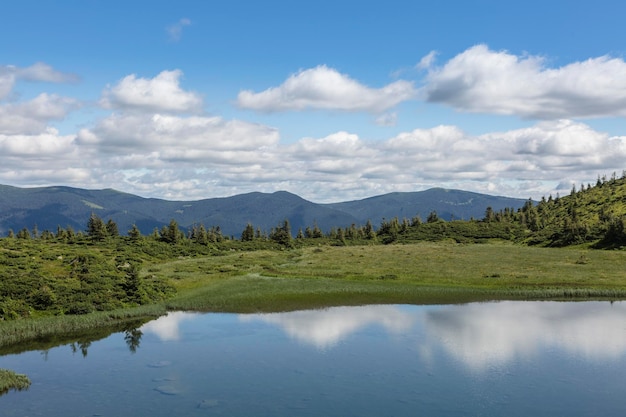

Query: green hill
[[372, 173, 626, 247]]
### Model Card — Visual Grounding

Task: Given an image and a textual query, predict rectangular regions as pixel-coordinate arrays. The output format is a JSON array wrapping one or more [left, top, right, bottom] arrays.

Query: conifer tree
[[87, 213, 107, 240], [128, 224, 142, 241], [106, 219, 119, 237], [241, 223, 255, 241]]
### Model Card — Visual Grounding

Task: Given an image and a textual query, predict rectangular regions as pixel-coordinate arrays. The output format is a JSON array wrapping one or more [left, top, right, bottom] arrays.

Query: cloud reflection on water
[[140, 311, 199, 341], [240, 305, 415, 349], [240, 302, 626, 370], [423, 301, 626, 371]]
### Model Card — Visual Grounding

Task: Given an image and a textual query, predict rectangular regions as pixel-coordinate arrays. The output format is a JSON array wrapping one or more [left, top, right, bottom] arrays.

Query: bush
[[0, 299, 31, 320]]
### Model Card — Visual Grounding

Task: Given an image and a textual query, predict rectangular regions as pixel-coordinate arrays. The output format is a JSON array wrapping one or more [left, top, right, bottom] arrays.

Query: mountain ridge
[[0, 184, 528, 237]]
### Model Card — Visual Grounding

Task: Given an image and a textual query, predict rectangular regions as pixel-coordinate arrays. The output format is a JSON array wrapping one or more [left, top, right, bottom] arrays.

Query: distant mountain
[[325, 188, 527, 224], [0, 185, 527, 237]]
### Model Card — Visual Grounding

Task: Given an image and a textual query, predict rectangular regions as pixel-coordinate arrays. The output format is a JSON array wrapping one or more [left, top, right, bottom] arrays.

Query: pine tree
[[106, 219, 119, 237], [270, 219, 292, 246], [196, 224, 208, 245], [87, 213, 107, 241], [161, 219, 181, 243], [128, 224, 142, 241], [241, 223, 255, 241], [427, 211, 439, 223], [364, 220, 376, 240]]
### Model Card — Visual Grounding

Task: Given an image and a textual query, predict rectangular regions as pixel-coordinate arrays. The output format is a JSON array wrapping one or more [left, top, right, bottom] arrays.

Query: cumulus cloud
[[6, 113, 625, 202], [0, 94, 79, 135], [423, 44, 626, 119], [77, 113, 280, 162], [100, 70, 203, 113], [0, 128, 77, 157], [166, 18, 191, 42], [237, 65, 416, 112], [3, 61, 625, 202]]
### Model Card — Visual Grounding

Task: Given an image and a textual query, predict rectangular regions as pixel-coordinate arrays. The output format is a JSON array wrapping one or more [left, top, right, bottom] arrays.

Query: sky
[[1, 0, 626, 203]]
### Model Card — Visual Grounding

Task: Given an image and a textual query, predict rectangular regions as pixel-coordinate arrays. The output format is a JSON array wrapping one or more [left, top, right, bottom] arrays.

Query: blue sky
[[1, 0, 625, 202]]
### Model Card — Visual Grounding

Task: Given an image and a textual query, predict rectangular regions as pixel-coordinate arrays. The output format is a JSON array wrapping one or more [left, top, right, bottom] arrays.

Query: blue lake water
[[2, 301, 626, 416]]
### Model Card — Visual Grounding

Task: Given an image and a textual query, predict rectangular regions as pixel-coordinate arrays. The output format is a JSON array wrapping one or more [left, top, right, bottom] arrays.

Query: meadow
[[158, 242, 626, 312]]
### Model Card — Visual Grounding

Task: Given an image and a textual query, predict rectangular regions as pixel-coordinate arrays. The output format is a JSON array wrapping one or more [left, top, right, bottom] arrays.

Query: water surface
[[2, 301, 626, 416]]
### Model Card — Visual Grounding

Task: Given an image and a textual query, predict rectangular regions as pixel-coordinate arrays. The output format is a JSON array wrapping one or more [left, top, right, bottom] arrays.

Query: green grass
[[0, 369, 31, 396]]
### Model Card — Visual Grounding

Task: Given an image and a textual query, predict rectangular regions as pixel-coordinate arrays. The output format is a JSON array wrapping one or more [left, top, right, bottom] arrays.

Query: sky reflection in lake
[[2, 301, 626, 416]]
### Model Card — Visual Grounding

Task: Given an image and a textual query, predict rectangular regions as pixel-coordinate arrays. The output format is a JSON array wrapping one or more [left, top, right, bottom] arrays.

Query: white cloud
[[0, 62, 78, 100], [416, 50, 438, 70], [7, 115, 624, 203], [16, 62, 79, 83], [375, 112, 397, 126], [0, 94, 79, 135], [166, 18, 191, 42], [77, 113, 280, 164], [0, 128, 77, 157], [0, 70, 16, 100], [237, 65, 416, 113], [3, 61, 625, 203], [423, 44, 626, 119], [100, 70, 203, 113]]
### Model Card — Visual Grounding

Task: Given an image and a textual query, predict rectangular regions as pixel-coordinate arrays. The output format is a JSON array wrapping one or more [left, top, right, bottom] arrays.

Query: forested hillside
[[374, 172, 626, 247]]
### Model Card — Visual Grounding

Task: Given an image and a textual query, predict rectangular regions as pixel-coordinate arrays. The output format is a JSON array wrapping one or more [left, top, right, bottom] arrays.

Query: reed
[[0, 305, 166, 349]]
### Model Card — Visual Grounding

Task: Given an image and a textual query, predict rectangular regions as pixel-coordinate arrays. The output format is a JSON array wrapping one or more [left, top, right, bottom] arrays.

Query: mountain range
[[0, 184, 528, 237]]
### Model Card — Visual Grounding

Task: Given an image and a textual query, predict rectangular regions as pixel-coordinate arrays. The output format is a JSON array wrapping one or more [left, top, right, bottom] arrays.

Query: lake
[[2, 301, 626, 416]]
